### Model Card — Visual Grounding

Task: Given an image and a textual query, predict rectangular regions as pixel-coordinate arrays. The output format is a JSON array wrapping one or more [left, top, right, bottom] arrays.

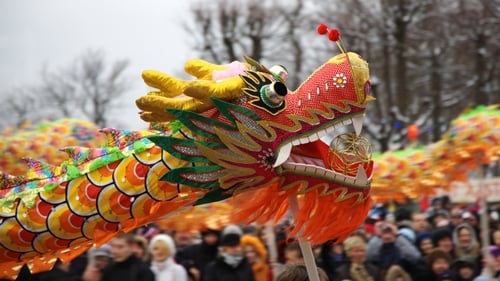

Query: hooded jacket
[[240, 235, 271, 281], [452, 223, 480, 261]]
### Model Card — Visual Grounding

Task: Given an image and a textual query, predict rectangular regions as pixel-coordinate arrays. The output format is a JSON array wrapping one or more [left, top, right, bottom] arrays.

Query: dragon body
[[0, 52, 372, 278], [371, 105, 500, 202]]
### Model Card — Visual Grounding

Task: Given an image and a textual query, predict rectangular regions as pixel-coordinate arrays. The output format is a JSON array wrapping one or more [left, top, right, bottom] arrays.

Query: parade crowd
[[13, 195, 500, 281]]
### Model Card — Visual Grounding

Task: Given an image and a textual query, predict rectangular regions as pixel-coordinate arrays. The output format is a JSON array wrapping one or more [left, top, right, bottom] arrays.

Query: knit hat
[[89, 244, 111, 258], [431, 227, 452, 247], [150, 234, 177, 257], [220, 224, 243, 247], [416, 231, 432, 247]]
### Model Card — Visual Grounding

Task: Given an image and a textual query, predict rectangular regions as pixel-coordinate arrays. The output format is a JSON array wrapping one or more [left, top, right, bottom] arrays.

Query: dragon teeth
[[273, 142, 292, 167], [352, 115, 364, 136]]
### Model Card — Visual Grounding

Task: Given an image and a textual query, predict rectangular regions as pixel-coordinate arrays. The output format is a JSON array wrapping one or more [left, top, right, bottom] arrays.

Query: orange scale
[[113, 157, 149, 196], [67, 176, 101, 216], [0, 245, 22, 263], [82, 214, 120, 241], [0, 218, 35, 253], [16, 198, 52, 233], [135, 146, 162, 165], [146, 162, 179, 201], [97, 185, 132, 223], [130, 193, 156, 218], [87, 161, 119, 187], [47, 204, 84, 240], [33, 232, 72, 253], [40, 182, 67, 204]]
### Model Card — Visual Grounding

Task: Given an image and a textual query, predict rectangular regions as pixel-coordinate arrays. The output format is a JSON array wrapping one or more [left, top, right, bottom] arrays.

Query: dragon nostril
[[260, 82, 288, 108], [273, 82, 287, 96]]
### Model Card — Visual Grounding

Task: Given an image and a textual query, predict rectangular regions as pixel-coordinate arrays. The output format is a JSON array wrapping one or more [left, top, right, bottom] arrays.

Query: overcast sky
[[0, 0, 193, 130]]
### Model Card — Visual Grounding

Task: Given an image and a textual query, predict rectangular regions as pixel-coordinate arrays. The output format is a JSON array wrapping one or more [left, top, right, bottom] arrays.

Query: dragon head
[[148, 50, 374, 242], [151, 51, 373, 204]]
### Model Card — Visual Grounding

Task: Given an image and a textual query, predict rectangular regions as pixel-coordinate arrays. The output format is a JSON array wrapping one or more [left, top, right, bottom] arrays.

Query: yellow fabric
[[136, 59, 248, 122]]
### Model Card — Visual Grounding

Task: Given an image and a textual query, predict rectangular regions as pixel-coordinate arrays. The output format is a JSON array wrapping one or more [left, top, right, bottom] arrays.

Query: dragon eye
[[364, 81, 371, 96], [269, 65, 288, 83]]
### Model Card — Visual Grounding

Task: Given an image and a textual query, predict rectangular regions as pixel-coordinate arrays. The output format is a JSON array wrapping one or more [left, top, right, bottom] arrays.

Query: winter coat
[[101, 255, 155, 281], [151, 257, 187, 281], [332, 261, 381, 281], [176, 241, 219, 279], [203, 256, 255, 281], [366, 235, 421, 266]]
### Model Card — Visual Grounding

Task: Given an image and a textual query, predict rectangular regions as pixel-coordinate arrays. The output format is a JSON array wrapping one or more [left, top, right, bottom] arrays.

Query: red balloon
[[407, 124, 419, 141]]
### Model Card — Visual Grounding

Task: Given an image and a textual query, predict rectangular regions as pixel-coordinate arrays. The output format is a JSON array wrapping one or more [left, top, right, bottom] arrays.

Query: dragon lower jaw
[[274, 115, 371, 186]]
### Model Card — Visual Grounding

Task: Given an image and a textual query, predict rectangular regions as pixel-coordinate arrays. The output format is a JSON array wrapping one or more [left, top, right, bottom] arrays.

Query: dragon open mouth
[[274, 115, 371, 187]]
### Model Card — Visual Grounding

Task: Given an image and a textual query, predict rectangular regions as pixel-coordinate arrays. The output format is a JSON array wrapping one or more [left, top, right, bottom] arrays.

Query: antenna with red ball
[[317, 23, 348, 54]]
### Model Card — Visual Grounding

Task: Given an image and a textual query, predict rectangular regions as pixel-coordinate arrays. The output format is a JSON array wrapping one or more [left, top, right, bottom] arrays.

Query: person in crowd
[[283, 241, 304, 265], [493, 230, 500, 247], [81, 244, 112, 281], [426, 249, 456, 281], [203, 224, 255, 281], [425, 197, 446, 221], [31, 259, 82, 281], [416, 231, 434, 257], [101, 233, 155, 281], [449, 208, 464, 229], [473, 246, 500, 281], [275, 264, 329, 281], [173, 231, 195, 253], [432, 227, 456, 260], [317, 240, 347, 280], [462, 212, 480, 239], [452, 224, 480, 270], [432, 210, 452, 229], [385, 264, 413, 281], [333, 235, 381, 281], [452, 258, 477, 281], [241, 234, 272, 281], [366, 222, 421, 279], [412, 211, 431, 234], [149, 233, 188, 281], [132, 235, 151, 263], [176, 227, 220, 281]]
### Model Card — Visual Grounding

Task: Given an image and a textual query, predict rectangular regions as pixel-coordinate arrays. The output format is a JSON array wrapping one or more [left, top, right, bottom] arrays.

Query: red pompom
[[317, 23, 328, 35], [328, 29, 340, 41]]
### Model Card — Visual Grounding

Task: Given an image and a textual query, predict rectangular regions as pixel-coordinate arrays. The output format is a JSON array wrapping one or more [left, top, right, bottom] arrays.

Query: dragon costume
[[0, 28, 374, 278]]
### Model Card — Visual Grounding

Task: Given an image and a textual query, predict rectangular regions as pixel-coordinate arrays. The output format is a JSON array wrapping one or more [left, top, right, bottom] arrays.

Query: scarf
[[222, 253, 244, 268], [350, 263, 374, 281], [349, 263, 374, 281]]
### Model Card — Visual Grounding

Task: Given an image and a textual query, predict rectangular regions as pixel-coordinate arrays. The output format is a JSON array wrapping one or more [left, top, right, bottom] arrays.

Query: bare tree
[[37, 49, 131, 127], [185, 0, 500, 151], [186, 0, 314, 88], [0, 88, 39, 129]]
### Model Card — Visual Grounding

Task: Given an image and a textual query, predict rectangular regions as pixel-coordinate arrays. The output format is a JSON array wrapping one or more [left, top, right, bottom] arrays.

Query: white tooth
[[342, 119, 352, 126], [355, 165, 368, 183], [308, 134, 318, 142], [273, 143, 292, 167], [352, 116, 364, 136], [299, 137, 309, 144]]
